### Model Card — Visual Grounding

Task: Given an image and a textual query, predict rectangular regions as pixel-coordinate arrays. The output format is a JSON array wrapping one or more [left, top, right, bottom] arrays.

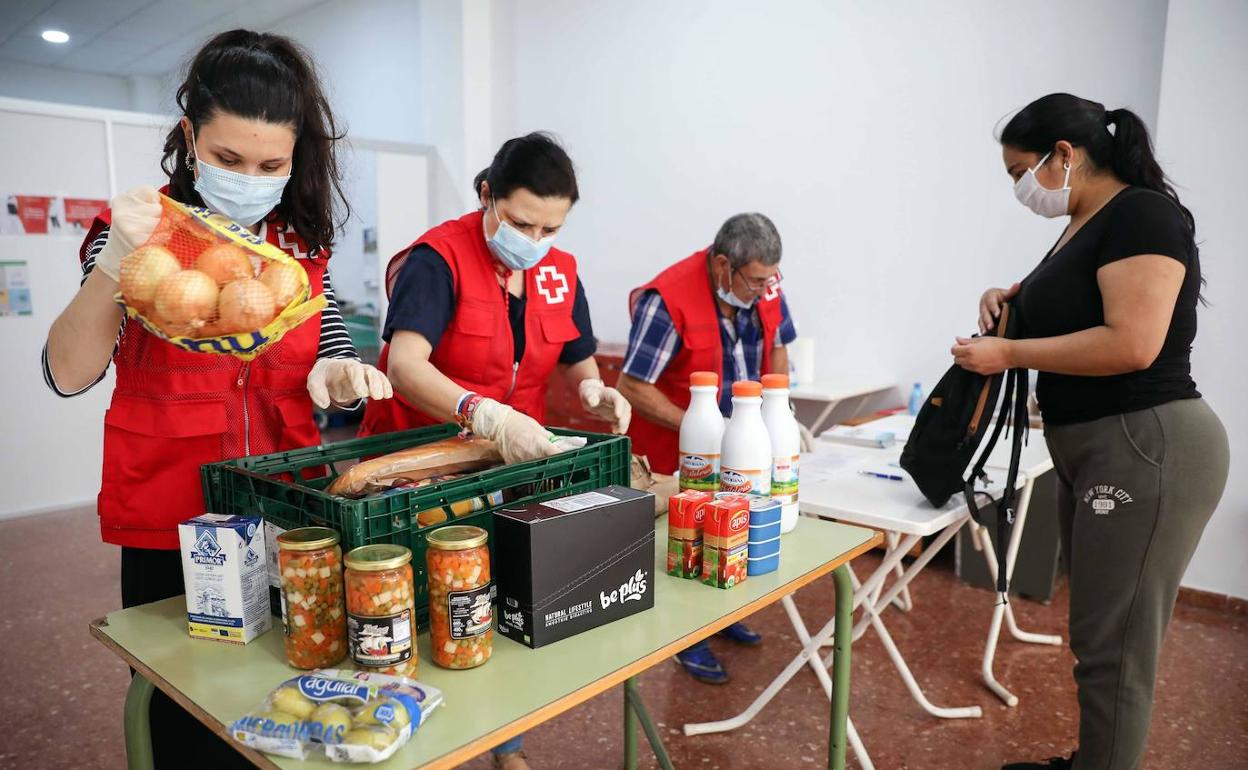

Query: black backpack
[[899, 303, 1029, 594]]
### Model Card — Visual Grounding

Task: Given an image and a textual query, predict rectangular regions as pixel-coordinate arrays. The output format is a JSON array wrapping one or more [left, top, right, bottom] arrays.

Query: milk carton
[[179, 513, 272, 644]]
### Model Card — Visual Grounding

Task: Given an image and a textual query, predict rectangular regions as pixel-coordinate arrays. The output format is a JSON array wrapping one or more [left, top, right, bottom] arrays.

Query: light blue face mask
[[192, 135, 290, 227], [716, 269, 757, 310], [485, 201, 555, 270]]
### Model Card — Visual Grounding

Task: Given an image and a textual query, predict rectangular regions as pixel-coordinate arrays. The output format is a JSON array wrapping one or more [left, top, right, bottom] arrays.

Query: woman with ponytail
[[44, 30, 391, 767], [954, 93, 1229, 770]]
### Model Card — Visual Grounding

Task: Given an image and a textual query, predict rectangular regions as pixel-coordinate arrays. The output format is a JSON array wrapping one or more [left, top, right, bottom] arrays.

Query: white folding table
[[788, 376, 897, 436], [684, 415, 1062, 769]]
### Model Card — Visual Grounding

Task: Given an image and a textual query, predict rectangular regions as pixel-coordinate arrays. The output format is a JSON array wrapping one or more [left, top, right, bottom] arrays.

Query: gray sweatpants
[[1044, 398, 1229, 770]]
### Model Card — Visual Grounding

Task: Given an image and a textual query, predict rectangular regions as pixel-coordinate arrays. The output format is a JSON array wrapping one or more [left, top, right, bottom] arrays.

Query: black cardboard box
[[494, 485, 655, 648]]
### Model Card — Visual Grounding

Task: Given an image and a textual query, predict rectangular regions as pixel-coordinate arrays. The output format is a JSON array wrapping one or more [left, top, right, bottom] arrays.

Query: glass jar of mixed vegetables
[[426, 525, 493, 669], [277, 527, 347, 670], [344, 544, 418, 678]]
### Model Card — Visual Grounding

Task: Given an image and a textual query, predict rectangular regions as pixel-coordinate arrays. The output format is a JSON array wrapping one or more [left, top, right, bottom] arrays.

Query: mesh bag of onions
[[116, 194, 327, 360]]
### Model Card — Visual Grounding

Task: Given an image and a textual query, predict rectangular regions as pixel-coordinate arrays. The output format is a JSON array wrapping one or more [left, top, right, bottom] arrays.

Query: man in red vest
[[617, 213, 796, 684]]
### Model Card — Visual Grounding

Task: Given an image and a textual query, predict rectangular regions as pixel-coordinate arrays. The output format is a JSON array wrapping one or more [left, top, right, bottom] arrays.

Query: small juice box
[[179, 513, 271, 644], [701, 496, 750, 589], [667, 490, 713, 578]]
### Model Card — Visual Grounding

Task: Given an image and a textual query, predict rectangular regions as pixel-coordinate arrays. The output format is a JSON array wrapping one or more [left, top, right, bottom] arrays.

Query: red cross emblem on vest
[[535, 265, 569, 304], [763, 273, 782, 302]]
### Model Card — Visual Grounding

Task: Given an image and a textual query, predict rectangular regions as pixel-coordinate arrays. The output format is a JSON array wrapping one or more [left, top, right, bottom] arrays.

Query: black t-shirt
[[383, 244, 597, 364], [1015, 187, 1201, 425]]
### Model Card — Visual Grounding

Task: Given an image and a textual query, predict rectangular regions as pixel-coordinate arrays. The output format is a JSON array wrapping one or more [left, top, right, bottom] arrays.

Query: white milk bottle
[[678, 371, 725, 492], [761, 373, 801, 533], [719, 381, 773, 497]]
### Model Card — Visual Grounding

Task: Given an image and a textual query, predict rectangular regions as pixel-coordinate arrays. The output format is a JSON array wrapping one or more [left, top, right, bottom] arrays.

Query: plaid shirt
[[623, 289, 797, 415]]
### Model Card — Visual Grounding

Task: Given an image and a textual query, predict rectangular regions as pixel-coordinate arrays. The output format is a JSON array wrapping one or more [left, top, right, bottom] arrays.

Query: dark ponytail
[[1000, 93, 1195, 235], [475, 132, 579, 204], [161, 29, 348, 256]]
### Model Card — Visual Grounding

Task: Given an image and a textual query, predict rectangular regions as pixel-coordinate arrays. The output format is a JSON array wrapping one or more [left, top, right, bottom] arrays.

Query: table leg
[[976, 474, 1063, 707], [803, 398, 842, 437], [623, 681, 637, 770], [827, 565, 852, 770], [124, 673, 155, 770], [624, 677, 675, 770], [884, 532, 914, 612]]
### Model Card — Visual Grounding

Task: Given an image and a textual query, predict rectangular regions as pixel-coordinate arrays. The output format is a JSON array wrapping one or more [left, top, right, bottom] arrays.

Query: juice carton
[[667, 490, 713, 578], [701, 496, 750, 589]]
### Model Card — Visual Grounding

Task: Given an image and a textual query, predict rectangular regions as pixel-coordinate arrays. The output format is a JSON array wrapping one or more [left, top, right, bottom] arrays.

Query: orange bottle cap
[[761, 373, 790, 389], [731, 380, 763, 397], [690, 371, 718, 387]]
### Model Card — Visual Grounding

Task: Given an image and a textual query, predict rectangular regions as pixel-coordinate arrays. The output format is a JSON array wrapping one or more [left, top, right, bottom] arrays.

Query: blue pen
[[858, 470, 904, 482]]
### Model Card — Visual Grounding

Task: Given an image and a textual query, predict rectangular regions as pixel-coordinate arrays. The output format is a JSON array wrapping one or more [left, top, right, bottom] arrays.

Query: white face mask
[[191, 133, 290, 227], [716, 268, 757, 310], [1013, 151, 1072, 218]]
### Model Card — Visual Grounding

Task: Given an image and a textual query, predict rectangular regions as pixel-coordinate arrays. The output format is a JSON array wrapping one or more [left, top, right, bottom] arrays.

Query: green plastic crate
[[200, 424, 630, 622]]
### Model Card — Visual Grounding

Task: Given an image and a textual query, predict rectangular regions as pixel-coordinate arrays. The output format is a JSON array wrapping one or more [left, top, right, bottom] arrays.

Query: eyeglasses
[[734, 269, 782, 294]]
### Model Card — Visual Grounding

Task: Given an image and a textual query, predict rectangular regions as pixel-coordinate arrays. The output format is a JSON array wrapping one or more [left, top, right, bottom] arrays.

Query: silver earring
[[185, 152, 195, 171]]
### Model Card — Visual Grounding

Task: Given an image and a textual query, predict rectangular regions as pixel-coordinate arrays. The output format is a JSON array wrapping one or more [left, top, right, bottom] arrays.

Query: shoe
[[1002, 752, 1075, 769], [716, 621, 763, 646], [674, 645, 729, 684], [494, 750, 531, 770]]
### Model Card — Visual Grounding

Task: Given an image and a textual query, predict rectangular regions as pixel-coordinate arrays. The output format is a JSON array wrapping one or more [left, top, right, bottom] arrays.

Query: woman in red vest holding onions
[[44, 29, 390, 767]]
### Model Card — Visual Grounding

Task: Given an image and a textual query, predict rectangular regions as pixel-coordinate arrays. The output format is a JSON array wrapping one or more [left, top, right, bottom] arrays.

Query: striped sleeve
[[622, 289, 683, 384], [42, 227, 121, 397], [316, 267, 360, 361]]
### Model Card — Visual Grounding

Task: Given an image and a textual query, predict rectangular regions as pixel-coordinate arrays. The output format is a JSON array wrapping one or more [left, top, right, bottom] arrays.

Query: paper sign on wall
[[0, 261, 32, 316], [61, 197, 109, 231], [2, 195, 106, 235]]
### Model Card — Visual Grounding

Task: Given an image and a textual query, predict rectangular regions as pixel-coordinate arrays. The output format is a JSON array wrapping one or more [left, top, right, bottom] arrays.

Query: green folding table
[[91, 516, 879, 770]]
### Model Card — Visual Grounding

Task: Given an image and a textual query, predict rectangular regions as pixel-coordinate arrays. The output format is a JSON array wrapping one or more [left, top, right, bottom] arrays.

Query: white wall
[[266, 0, 421, 146], [499, 1, 1168, 381], [0, 60, 167, 113], [0, 99, 167, 518], [1155, 0, 1248, 599]]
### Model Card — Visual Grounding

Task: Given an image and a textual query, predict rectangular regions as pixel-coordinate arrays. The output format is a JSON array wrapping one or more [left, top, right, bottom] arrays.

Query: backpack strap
[[962, 367, 1015, 528]]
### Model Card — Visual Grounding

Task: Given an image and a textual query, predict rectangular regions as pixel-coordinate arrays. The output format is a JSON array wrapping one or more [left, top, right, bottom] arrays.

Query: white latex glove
[[578, 378, 632, 434], [306, 358, 393, 409], [95, 186, 163, 281], [471, 398, 587, 464]]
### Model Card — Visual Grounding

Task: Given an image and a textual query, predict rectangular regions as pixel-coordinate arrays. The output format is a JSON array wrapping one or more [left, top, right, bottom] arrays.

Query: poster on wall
[[61, 197, 109, 231], [2, 195, 107, 236], [0, 261, 33, 317]]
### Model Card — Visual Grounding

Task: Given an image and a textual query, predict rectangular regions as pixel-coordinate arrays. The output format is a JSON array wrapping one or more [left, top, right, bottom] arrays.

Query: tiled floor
[[2, 506, 1244, 770]]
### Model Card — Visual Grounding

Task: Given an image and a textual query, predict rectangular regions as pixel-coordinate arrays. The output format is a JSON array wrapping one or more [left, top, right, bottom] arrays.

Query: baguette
[[326, 437, 502, 498]]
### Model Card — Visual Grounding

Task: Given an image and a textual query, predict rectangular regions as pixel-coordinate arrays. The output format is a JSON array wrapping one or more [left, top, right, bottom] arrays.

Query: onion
[[218, 279, 277, 333], [119, 246, 181, 307], [154, 270, 219, 329], [195, 243, 255, 286], [259, 262, 303, 312]]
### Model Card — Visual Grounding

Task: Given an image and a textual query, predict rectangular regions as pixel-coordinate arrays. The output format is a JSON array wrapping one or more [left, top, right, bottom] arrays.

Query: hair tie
[[1104, 110, 1118, 137]]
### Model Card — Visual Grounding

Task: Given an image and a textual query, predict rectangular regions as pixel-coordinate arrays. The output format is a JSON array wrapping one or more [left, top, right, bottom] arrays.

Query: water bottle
[[908, 382, 923, 415]]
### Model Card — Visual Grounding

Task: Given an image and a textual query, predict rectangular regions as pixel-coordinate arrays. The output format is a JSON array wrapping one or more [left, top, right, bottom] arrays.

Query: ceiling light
[[41, 30, 70, 44]]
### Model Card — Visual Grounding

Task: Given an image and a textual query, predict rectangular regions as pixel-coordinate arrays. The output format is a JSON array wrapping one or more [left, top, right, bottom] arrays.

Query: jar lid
[[426, 525, 488, 551], [345, 544, 412, 571], [277, 527, 339, 552]]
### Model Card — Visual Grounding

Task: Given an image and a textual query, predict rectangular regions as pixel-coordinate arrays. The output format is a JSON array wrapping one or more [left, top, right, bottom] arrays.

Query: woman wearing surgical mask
[[362, 133, 630, 479], [44, 30, 390, 767], [955, 93, 1228, 770]]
